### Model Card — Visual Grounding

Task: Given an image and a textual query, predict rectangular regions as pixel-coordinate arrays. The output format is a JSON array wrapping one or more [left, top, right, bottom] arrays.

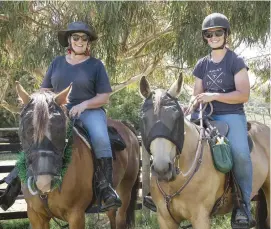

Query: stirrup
[[99, 186, 122, 212], [143, 196, 157, 212], [231, 207, 255, 229]]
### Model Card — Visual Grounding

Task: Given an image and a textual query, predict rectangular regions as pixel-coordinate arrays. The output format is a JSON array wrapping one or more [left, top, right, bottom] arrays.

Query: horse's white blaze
[[151, 138, 176, 172]]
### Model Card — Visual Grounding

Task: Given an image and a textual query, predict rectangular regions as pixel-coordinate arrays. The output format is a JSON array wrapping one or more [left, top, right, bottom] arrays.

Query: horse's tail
[[126, 171, 140, 227], [255, 188, 269, 229]]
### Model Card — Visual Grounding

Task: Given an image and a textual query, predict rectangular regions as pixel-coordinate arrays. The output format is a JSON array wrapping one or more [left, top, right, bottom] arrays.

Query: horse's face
[[139, 75, 185, 181], [16, 83, 71, 193]]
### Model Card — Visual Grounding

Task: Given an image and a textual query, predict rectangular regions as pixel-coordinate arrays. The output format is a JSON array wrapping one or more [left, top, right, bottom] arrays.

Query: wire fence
[[245, 104, 270, 127]]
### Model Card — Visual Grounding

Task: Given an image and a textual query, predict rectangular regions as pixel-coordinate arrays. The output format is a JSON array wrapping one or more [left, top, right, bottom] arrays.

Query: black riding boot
[[96, 157, 122, 212], [0, 167, 21, 211]]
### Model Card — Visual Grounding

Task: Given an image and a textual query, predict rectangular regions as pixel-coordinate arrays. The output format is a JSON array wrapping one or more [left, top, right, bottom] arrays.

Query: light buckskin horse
[[15, 82, 140, 229], [139, 74, 270, 229]]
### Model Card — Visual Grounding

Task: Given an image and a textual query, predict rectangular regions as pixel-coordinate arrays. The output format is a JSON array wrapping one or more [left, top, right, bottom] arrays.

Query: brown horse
[[139, 74, 270, 229], [16, 83, 140, 229]]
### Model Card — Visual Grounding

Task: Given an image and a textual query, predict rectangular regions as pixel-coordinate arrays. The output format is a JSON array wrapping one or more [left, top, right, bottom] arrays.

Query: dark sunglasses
[[204, 30, 225, 39], [71, 34, 89, 42]]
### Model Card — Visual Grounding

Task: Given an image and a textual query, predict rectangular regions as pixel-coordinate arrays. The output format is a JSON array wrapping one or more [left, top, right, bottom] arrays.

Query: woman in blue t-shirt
[[189, 13, 253, 226], [41, 21, 121, 212]]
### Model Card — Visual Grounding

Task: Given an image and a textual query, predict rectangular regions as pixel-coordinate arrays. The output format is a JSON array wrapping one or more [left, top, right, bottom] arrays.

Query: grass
[[0, 211, 244, 229]]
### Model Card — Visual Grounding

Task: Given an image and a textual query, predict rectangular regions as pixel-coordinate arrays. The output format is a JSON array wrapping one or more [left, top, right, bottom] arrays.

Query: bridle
[[155, 103, 206, 226], [20, 98, 73, 229]]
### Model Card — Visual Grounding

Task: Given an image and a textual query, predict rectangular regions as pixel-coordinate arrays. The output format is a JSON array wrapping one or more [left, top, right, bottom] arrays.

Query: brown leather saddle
[[74, 119, 126, 159], [205, 119, 253, 152]]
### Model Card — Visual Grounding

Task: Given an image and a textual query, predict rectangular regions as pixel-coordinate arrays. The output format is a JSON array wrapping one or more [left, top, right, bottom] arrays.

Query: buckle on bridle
[[165, 195, 171, 204]]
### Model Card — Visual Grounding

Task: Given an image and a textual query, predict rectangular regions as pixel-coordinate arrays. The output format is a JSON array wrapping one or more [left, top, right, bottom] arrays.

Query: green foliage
[[0, 219, 29, 229], [0, 1, 269, 126], [250, 56, 270, 103], [106, 86, 142, 131]]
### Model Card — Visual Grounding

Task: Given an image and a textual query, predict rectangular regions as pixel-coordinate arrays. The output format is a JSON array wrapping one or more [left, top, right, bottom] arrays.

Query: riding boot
[[143, 194, 157, 212], [0, 167, 21, 211], [96, 157, 122, 212]]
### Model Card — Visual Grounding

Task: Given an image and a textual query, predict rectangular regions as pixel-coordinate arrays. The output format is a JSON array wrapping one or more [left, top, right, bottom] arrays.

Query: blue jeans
[[212, 114, 253, 210], [78, 108, 112, 159]]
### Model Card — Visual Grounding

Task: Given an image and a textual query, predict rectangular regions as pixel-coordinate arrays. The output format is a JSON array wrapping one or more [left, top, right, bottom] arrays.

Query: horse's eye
[[48, 103, 55, 110]]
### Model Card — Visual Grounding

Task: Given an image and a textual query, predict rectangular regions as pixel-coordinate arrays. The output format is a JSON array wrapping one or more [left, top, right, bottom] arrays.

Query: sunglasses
[[204, 30, 225, 39], [71, 34, 89, 42]]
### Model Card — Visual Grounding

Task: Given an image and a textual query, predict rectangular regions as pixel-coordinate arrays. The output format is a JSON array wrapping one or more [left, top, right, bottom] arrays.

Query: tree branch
[[0, 14, 9, 21], [111, 61, 160, 95], [0, 101, 20, 114], [126, 26, 173, 55], [119, 53, 149, 64], [18, 13, 54, 29]]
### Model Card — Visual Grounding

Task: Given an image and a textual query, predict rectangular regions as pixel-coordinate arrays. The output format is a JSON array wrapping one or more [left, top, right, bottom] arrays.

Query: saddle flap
[[108, 126, 126, 151], [74, 119, 90, 139]]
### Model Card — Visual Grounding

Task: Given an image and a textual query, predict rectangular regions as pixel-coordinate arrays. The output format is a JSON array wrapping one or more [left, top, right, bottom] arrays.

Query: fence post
[[142, 143, 150, 219]]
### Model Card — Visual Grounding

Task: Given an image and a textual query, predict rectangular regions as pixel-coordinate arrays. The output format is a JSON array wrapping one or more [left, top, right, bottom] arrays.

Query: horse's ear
[[54, 84, 72, 105], [15, 81, 30, 104], [168, 72, 183, 98], [140, 76, 151, 98]]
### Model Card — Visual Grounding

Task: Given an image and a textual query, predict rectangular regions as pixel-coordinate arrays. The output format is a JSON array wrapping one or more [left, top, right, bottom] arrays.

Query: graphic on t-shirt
[[206, 68, 226, 92]]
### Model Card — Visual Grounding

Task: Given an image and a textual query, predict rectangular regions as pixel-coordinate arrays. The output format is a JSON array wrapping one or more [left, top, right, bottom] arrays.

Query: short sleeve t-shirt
[[192, 49, 248, 115], [41, 56, 112, 108]]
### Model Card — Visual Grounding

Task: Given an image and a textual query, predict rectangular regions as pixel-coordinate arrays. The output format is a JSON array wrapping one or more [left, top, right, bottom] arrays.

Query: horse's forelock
[[32, 92, 51, 144], [153, 89, 164, 115]]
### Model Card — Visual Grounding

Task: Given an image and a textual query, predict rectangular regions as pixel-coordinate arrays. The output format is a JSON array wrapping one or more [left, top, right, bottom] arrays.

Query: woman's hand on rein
[[185, 96, 199, 115], [69, 102, 88, 118], [196, 93, 218, 103]]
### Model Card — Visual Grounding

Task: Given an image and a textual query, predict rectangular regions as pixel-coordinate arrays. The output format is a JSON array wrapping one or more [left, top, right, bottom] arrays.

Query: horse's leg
[[190, 208, 210, 229], [263, 184, 270, 227], [68, 212, 85, 229], [157, 213, 179, 229], [107, 209, 117, 229], [115, 180, 132, 229], [27, 207, 50, 229]]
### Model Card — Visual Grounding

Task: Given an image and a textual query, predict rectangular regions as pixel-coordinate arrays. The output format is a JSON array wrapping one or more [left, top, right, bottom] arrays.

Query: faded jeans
[[212, 114, 253, 210], [78, 108, 112, 159]]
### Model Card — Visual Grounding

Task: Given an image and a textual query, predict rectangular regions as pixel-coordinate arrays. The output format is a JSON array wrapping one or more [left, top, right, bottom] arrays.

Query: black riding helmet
[[202, 13, 230, 50]]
